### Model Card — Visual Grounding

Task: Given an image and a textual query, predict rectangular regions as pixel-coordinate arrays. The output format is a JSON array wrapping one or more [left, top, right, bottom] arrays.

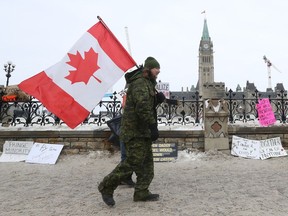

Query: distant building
[[170, 18, 286, 100], [230, 81, 287, 100]]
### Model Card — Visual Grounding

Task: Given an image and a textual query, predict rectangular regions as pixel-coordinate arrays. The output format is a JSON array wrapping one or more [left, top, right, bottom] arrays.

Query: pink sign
[[256, 98, 276, 126]]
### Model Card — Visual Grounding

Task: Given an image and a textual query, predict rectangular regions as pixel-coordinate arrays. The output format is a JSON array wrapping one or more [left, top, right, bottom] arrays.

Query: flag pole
[[97, 16, 138, 69], [201, 10, 207, 19]]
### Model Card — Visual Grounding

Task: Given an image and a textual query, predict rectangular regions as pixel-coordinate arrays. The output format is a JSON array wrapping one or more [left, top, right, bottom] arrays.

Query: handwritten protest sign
[[156, 82, 170, 99], [152, 143, 178, 162], [256, 98, 276, 126], [231, 136, 260, 159], [0, 141, 34, 162], [259, 137, 287, 159], [231, 136, 287, 160], [25, 143, 64, 164]]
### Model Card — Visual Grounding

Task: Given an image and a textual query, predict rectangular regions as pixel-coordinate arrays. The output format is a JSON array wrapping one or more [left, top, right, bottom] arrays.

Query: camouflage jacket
[[120, 69, 157, 143]]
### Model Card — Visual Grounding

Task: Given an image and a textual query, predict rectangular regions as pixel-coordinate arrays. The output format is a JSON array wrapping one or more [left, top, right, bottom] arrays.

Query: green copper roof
[[202, 19, 210, 40]]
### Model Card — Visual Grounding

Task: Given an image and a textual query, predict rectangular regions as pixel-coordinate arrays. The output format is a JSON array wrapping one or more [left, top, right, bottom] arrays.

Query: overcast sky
[[1, 0, 288, 93]]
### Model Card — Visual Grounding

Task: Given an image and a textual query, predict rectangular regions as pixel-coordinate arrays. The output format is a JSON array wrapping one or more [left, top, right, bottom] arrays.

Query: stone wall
[[0, 130, 113, 154], [228, 125, 288, 147], [0, 126, 287, 154]]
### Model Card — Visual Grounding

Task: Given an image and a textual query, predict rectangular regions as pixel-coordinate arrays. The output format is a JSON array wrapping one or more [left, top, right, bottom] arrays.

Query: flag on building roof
[[19, 17, 137, 129]]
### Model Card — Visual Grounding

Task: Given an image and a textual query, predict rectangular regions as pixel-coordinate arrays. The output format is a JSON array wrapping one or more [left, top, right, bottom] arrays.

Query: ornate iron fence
[[1, 89, 287, 127], [225, 89, 288, 123], [0, 92, 204, 127]]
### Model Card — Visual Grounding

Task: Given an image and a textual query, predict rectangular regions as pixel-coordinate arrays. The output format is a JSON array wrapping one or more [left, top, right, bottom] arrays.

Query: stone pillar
[[204, 98, 229, 151]]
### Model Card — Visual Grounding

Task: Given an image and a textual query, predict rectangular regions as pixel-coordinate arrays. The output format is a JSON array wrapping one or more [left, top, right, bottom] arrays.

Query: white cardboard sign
[[0, 141, 34, 162], [231, 136, 287, 160], [156, 82, 170, 99], [259, 137, 287, 160], [25, 143, 64, 164]]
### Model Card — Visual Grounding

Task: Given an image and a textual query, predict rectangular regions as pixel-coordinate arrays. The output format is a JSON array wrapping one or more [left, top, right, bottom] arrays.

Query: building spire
[[202, 19, 210, 41]]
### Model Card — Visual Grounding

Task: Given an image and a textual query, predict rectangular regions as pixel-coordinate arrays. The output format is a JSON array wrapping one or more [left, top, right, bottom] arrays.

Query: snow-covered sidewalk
[[1, 150, 288, 216]]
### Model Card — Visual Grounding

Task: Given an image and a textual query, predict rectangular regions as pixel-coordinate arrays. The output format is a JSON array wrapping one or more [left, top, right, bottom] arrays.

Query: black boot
[[134, 192, 160, 202], [98, 184, 115, 206]]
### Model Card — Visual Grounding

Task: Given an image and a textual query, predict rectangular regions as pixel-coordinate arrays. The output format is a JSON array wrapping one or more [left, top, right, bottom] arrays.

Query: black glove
[[156, 92, 166, 104], [149, 123, 159, 141]]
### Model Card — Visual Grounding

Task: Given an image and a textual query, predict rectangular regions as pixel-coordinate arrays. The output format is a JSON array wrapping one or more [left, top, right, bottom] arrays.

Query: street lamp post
[[4, 61, 16, 87]]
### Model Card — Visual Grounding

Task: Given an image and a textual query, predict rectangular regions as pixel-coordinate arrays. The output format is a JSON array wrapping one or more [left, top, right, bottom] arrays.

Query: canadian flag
[[18, 20, 137, 129]]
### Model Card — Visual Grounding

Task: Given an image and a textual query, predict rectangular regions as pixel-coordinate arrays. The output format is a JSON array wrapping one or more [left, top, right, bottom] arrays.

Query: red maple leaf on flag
[[65, 48, 101, 84]]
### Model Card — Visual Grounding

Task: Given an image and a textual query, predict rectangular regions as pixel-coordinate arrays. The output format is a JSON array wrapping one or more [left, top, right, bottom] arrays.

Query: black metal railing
[[157, 91, 203, 125], [225, 89, 288, 123], [1, 89, 288, 127], [0, 91, 204, 127]]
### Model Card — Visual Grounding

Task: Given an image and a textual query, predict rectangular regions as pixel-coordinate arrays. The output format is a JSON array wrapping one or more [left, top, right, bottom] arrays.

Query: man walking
[[98, 56, 161, 206]]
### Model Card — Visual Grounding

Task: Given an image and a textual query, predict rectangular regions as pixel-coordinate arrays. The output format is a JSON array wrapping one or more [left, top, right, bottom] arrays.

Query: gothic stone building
[[170, 18, 286, 101]]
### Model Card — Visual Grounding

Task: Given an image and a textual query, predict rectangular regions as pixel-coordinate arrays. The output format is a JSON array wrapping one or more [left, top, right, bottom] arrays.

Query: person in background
[[119, 85, 135, 187], [119, 140, 135, 186], [98, 56, 162, 206]]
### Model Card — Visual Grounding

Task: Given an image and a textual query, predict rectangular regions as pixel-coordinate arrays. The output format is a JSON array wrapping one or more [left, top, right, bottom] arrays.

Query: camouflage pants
[[98, 137, 154, 199]]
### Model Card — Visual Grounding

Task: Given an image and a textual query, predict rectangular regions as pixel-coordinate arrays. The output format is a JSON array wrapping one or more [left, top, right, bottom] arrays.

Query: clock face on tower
[[203, 44, 209, 49]]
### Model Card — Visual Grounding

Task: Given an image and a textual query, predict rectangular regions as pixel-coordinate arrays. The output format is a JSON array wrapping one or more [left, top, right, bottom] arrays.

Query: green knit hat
[[144, 56, 160, 69]]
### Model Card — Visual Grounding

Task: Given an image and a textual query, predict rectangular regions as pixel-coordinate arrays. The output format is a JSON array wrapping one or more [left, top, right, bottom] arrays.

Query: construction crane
[[263, 55, 282, 89]]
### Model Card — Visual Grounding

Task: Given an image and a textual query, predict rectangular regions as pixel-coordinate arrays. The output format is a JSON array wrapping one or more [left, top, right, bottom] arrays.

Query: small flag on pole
[[19, 17, 137, 129]]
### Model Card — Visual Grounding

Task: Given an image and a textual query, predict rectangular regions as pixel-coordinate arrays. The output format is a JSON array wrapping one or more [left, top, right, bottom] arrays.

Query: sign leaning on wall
[[0, 141, 64, 164], [152, 143, 178, 162], [26, 143, 64, 164], [231, 135, 287, 160], [0, 141, 34, 162]]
